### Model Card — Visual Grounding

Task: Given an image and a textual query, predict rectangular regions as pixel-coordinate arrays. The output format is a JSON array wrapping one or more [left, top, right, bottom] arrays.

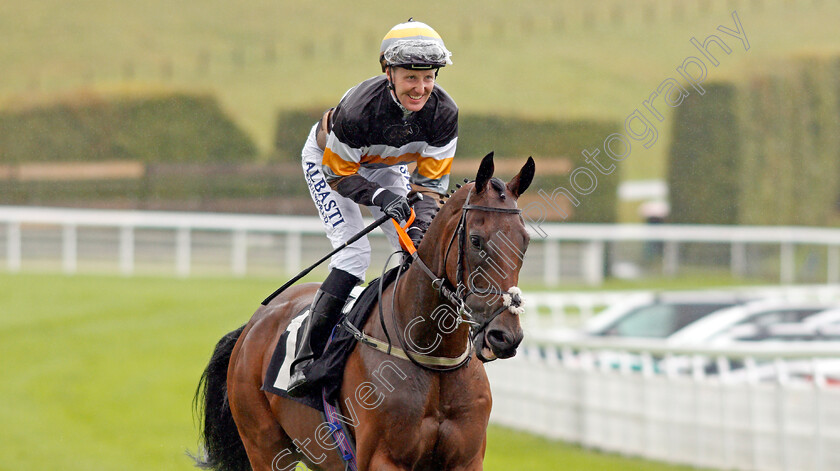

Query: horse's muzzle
[[476, 324, 523, 361]]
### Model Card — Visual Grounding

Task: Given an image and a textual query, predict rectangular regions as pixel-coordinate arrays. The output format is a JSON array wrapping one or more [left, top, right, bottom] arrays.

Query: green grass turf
[[4, 1, 840, 181], [0, 272, 716, 470], [485, 427, 712, 471]]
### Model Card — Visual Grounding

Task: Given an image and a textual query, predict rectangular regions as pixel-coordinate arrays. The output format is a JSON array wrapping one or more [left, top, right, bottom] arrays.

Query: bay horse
[[195, 152, 535, 470]]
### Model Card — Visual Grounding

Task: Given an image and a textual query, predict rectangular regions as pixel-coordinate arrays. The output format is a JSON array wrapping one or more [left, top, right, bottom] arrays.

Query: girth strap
[[341, 318, 471, 368]]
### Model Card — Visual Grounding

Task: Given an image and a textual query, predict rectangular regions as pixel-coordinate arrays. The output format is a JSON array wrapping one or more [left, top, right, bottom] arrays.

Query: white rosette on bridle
[[502, 286, 525, 316]]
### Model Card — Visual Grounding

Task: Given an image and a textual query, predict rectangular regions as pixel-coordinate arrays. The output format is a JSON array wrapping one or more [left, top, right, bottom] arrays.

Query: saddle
[[261, 266, 400, 410]]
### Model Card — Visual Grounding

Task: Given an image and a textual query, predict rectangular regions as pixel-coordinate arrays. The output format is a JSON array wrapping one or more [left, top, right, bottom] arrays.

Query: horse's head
[[430, 152, 535, 361]]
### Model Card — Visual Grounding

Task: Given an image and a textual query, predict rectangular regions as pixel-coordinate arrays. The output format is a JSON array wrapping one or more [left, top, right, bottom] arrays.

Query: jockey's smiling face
[[389, 66, 436, 112]]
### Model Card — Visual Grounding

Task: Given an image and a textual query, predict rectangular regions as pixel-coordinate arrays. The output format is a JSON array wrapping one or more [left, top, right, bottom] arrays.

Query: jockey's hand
[[373, 190, 412, 223]]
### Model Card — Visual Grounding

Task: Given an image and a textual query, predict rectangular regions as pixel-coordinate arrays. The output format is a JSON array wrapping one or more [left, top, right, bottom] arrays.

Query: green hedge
[[274, 109, 621, 222], [667, 83, 741, 225], [0, 92, 257, 163], [1, 162, 309, 211], [458, 115, 621, 223], [667, 56, 840, 226], [273, 108, 324, 159], [738, 56, 840, 226]]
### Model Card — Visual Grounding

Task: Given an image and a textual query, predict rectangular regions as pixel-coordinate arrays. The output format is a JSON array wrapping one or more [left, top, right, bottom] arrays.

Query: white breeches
[[300, 123, 410, 281]]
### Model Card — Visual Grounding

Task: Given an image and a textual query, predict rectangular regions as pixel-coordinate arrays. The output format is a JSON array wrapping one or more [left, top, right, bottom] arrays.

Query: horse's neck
[[388, 251, 470, 359]]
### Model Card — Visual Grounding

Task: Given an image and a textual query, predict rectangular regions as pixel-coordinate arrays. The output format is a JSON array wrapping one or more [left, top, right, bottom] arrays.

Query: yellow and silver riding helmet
[[379, 18, 453, 72]]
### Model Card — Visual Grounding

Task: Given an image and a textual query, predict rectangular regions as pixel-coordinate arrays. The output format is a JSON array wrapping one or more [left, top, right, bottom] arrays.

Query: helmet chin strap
[[386, 66, 414, 117]]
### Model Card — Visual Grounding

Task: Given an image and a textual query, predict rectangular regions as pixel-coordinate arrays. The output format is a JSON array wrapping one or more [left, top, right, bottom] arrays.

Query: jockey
[[288, 19, 458, 397]]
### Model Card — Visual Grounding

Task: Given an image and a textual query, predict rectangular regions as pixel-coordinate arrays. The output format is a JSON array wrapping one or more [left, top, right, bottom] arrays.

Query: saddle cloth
[[261, 267, 400, 411]]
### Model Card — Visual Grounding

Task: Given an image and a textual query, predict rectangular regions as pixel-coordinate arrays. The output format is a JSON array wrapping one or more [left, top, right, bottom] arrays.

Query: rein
[[346, 187, 525, 371]]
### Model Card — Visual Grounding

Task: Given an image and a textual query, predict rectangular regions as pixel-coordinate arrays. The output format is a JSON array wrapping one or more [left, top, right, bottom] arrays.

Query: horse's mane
[[418, 180, 471, 250]]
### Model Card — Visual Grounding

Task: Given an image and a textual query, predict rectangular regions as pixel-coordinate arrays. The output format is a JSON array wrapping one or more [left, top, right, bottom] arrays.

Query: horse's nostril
[[487, 329, 509, 346]]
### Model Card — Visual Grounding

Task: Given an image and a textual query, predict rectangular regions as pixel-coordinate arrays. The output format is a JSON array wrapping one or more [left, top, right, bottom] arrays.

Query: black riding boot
[[286, 269, 358, 397]]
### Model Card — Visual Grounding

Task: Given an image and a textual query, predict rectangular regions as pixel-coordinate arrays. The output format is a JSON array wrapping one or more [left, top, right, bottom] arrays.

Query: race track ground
[[0, 273, 709, 470]]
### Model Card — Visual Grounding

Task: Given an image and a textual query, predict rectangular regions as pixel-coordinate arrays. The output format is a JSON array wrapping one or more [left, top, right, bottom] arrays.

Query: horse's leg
[[459, 435, 487, 471], [363, 449, 486, 471], [269, 395, 349, 471], [228, 324, 299, 471], [233, 335, 345, 470], [460, 449, 486, 471], [229, 381, 297, 469]]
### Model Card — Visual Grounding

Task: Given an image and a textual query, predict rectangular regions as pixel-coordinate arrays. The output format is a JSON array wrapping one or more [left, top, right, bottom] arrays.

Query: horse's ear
[[474, 152, 495, 194], [507, 156, 535, 198]]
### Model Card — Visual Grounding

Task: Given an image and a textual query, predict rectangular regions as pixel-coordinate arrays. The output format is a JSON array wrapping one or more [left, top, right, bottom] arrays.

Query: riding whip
[[261, 192, 422, 306]]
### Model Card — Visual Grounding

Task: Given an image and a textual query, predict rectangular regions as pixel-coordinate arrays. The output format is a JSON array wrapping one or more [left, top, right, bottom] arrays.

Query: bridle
[[429, 186, 525, 331], [344, 185, 525, 371]]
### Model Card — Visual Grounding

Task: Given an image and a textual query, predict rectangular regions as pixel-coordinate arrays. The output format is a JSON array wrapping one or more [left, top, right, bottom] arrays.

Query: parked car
[[584, 291, 753, 339], [657, 301, 840, 380], [528, 291, 839, 379], [759, 307, 840, 341], [584, 298, 834, 375], [530, 291, 753, 371], [666, 299, 837, 345]]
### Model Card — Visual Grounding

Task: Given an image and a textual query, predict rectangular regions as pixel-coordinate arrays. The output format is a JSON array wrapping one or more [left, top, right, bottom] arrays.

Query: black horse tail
[[191, 324, 250, 471]]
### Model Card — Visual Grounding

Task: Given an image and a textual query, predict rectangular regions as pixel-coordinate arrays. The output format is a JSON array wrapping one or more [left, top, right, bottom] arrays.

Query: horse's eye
[[470, 235, 482, 249]]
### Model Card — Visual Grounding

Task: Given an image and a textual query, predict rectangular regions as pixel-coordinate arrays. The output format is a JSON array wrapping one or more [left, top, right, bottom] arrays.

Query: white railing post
[[285, 231, 301, 276], [828, 245, 839, 285], [716, 355, 733, 470], [7, 221, 21, 272], [544, 238, 560, 287], [731, 241, 746, 278], [781, 242, 795, 284], [62, 224, 77, 274], [583, 240, 604, 286], [176, 227, 191, 277], [663, 241, 679, 277], [640, 351, 654, 459], [774, 358, 791, 471], [232, 229, 247, 277], [813, 357, 826, 471], [119, 226, 134, 276]]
